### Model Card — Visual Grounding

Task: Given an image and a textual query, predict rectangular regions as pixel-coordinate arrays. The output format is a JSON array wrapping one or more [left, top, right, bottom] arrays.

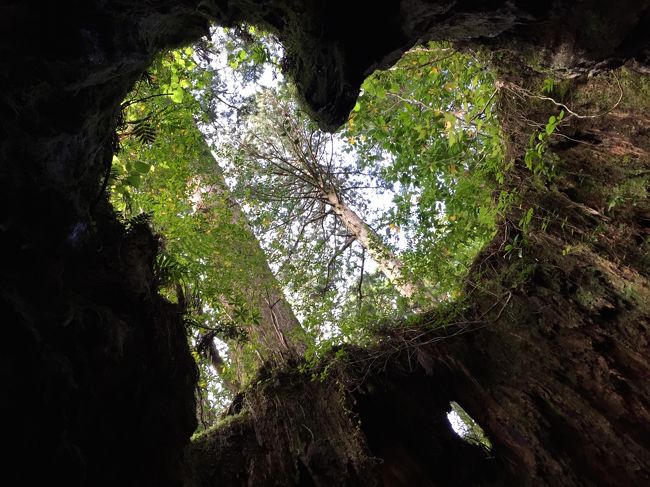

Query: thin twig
[[469, 89, 498, 122]]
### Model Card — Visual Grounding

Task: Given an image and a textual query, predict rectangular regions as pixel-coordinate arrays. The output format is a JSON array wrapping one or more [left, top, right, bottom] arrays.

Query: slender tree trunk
[[324, 191, 425, 299]]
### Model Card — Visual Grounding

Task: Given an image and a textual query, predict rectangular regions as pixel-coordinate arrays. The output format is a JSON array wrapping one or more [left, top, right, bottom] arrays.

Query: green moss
[[618, 68, 650, 109], [403, 296, 462, 325], [569, 67, 650, 112], [191, 410, 251, 442], [499, 259, 537, 291], [621, 283, 642, 305], [574, 286, 601, 310], [607, 176, 648, 211]]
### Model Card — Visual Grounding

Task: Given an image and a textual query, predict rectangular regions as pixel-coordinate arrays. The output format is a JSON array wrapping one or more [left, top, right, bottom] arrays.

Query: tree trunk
[[193, 140, 307, 374], [325, 191, 421, 299]]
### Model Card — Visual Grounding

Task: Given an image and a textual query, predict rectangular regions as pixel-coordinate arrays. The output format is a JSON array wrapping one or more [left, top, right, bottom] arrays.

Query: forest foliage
[[111, 28, 504, 419]]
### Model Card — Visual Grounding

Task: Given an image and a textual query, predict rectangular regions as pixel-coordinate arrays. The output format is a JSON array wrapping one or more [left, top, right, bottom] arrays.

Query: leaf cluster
[[344, 42, 504, 298]]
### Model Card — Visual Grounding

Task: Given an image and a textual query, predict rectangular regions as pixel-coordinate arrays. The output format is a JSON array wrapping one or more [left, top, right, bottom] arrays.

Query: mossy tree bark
[[191, 139, 307, 382]]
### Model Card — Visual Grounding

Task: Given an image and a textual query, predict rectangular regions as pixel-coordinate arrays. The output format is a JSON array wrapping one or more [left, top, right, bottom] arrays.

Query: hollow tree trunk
[[2, 1, 649, 486]]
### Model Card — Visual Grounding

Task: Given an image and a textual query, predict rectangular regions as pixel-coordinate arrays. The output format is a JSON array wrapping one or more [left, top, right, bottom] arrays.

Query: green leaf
[[170, 89, 184, 103], [542, 78, 554, 94], [125, 174, 141, 188], [448, 132, 457, 147], [132, 161, 151, 174]]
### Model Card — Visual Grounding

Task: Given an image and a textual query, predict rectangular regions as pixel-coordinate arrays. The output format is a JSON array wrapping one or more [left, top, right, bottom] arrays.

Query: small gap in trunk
[[447, 401, 492, 451]]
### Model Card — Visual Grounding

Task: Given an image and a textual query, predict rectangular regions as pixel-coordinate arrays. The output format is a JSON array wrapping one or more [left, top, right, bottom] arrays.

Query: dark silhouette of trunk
[[1, 1, 649, 486]]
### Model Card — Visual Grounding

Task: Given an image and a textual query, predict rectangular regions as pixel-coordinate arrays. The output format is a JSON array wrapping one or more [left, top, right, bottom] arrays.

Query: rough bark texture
[[1, 1, 649, 486]]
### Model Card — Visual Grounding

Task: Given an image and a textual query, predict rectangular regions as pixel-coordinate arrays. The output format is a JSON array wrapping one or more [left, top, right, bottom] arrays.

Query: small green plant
[[606, 177, 648, 211], [504, 206, 534, 259], [524, 110, 564, 179], [542, 78, 555, 94], [518, 207, 534, 232], [504, 234, 522, 259]]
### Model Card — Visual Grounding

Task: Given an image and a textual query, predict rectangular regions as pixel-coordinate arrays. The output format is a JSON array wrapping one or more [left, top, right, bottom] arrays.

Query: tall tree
[[229, 89, 428, 301], [189, 148, 306, 366], [345, 42, 504, 299]]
